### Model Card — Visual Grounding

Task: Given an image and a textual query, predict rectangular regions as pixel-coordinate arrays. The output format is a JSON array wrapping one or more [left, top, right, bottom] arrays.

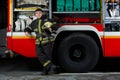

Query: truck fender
[[56, 25, 103, 43]]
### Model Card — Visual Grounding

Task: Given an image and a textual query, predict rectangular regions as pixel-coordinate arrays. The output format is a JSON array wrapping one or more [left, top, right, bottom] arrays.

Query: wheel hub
[[73, 49, 82, 58], [69, 45, 85, 62]]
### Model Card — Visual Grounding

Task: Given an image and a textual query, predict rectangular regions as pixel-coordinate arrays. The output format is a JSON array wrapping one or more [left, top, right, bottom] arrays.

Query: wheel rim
[[69, 44, 86, 62]]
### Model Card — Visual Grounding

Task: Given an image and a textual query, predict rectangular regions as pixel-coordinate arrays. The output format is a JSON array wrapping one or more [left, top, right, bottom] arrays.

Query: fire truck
[[2, 0, 120, 72]]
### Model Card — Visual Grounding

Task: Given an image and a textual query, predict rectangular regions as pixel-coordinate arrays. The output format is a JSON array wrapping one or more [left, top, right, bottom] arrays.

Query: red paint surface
[[8, 37, 37, 58]]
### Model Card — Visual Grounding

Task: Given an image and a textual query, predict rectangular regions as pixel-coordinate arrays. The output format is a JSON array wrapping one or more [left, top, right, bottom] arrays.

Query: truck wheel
[[58, 33, 99, 72]]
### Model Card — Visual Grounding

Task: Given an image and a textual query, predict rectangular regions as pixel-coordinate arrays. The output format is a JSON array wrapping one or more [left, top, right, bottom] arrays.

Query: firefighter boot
[[41, 61, 56, 75], [48, 64, 58, 75]]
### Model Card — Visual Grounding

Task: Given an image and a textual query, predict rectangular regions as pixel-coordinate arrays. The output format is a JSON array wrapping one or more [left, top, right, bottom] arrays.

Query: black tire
[[58, 33, 99, 73]]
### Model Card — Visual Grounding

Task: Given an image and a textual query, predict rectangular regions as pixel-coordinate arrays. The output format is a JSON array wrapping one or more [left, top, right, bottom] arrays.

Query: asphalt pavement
[[0, 72, 120, 80], [0, 57, 120, 80]]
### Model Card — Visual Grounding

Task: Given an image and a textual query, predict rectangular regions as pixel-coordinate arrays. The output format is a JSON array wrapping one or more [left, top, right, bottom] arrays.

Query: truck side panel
[[7, 32, 36, 57], [104, 32, 120, 57]]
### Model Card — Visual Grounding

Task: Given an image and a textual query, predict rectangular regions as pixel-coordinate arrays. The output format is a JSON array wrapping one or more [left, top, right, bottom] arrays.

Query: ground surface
[[0, 57, 120, 80]]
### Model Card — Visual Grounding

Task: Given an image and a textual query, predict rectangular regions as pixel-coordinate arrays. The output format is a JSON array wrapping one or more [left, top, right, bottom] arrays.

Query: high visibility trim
[[42, 37, 54, 41], [34, 28, 39, 32], [43, 60, 51, 67], [38, 20, 43, 41], [12, 36, 36, 39], [43, 22, 53, 28], [38, 20, 42, 34], [36, 37, 54, 44]]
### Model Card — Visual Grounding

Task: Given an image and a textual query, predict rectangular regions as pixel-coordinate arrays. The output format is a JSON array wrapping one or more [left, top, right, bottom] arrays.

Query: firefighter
[[105, 0, 118, 17], [24, 8, 57, 75]]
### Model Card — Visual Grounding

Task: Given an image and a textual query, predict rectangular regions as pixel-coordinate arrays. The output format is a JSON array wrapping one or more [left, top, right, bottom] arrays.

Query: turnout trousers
[[36, 42, 53, 65]]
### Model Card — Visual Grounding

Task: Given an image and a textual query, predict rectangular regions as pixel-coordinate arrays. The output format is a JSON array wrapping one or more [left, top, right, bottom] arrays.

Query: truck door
[[103, 0, 120, 57]]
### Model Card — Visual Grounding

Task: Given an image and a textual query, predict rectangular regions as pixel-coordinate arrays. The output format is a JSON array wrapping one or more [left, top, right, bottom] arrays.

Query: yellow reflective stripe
[[36, 39, 40, 44], [43, 22, 53, 29], [38, 20, 42, 34], [42, 37, 54, 41], [43, 60, 51, 67], [38, 20, 42, 41], [36, 37, 54, 44], [42, 39, 54, 44], [34, 28, 38, 32]]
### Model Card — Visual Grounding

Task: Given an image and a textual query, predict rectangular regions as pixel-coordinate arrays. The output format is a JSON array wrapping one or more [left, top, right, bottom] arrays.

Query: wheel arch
[[52, 30, 104, 64]]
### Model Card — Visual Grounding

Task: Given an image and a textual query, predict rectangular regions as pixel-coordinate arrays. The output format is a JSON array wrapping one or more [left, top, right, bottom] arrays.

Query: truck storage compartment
[[13, 0, 49, 32], [52, 0, 101, 24], [55, 0, 100, 12]]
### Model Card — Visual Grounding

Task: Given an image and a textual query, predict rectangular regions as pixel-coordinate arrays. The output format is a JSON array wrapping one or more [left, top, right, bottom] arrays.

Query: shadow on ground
[[93, 57, 120, 72], [0, 56, 120, 72], [0, 56, 43, 72]]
